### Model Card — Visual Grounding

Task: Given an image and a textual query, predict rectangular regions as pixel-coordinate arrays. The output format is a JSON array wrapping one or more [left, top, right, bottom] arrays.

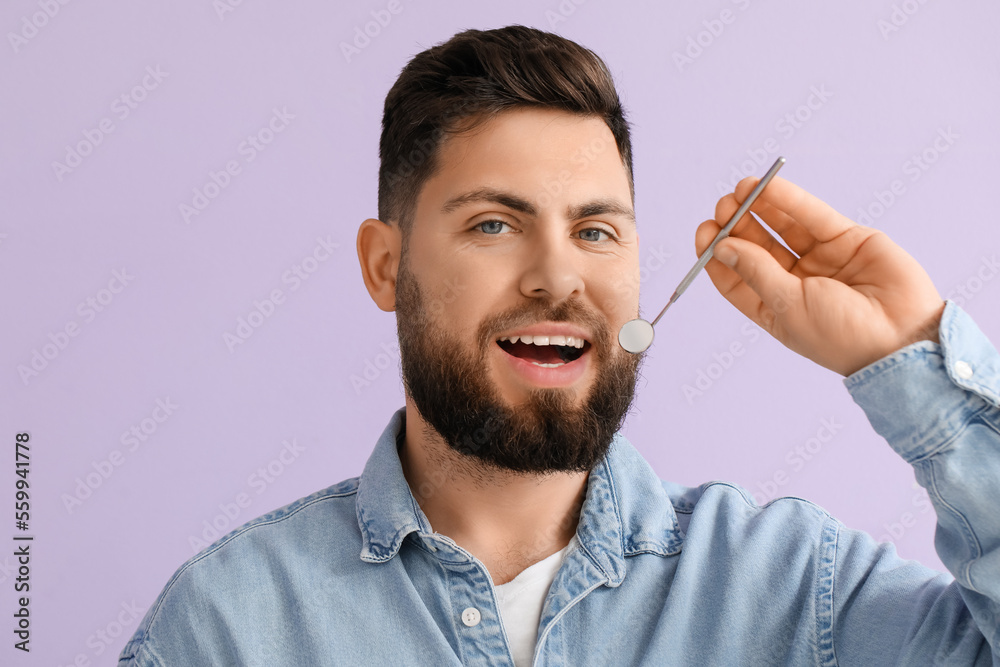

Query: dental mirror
[[619, 156, 787, 354]]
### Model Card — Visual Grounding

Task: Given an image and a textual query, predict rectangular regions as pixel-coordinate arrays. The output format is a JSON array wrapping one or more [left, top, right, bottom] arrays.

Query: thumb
[[714, 237, 801, 323]]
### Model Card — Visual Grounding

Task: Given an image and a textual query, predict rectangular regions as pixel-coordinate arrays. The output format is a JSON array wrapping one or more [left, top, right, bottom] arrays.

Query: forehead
[[413, 108, 632, 221]]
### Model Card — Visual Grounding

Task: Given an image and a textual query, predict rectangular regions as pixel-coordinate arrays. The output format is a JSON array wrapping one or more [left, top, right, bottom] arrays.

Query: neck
[[399, 400, 587, 585]]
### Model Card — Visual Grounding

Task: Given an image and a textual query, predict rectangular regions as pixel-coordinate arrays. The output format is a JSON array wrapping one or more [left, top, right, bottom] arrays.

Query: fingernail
[[714, 244, 738, 267]]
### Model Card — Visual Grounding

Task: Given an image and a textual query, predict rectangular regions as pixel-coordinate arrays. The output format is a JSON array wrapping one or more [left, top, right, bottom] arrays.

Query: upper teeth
[[498, 334, 585, 348]]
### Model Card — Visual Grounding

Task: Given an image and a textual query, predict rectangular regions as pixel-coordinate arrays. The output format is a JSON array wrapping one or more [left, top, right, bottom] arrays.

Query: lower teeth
[[529, 362, 565, 368]]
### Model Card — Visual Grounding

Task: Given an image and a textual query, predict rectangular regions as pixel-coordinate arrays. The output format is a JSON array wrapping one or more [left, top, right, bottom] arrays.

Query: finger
[[711, 196, 799, 272], [696, 220, 745, 296], [696, 224, 770, 323], [729, 186, 818, 257], [735, 175, 855, 244], [711, 236, 802, 332]]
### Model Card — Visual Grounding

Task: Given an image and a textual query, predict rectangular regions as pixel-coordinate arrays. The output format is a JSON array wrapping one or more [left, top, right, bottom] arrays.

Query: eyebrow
[[440, 187, 635, 224]]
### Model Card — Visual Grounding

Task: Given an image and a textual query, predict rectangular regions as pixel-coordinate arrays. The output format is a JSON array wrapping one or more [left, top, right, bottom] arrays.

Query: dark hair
[[378, 25, 633, 232]]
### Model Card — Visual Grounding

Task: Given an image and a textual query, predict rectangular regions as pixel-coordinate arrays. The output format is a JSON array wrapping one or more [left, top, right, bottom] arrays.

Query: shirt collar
[[357, 408, 684, 581], [356, 408, 432, 562]]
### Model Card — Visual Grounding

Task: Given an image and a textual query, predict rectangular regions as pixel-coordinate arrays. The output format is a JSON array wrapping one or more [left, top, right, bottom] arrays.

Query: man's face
[[396, 107, 643, 474]]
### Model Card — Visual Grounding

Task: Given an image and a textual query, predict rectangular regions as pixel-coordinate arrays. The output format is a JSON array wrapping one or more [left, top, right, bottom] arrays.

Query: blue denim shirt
[[119, 301, 1000, 665]]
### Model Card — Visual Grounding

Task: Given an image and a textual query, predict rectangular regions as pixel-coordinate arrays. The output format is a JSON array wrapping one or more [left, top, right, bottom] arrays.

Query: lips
[[496, 334, 589, 367], [493, 321, 594, 380], [487, 320, 597, 388]]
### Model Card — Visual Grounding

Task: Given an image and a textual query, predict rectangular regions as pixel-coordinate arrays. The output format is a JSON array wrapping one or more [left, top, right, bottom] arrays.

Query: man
[[119, 25, 999, 665]]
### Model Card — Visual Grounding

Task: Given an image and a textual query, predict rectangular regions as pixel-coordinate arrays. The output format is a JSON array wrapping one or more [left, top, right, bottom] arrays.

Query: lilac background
[[2, 0, 998, 664]]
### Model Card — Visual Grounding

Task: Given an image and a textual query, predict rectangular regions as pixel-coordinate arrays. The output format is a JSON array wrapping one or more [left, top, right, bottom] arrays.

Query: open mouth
[[496, 334, 590, 368]]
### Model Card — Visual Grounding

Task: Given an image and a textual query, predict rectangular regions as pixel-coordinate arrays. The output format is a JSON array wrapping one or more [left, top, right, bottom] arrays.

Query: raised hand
[[696, 176, 945, 376]]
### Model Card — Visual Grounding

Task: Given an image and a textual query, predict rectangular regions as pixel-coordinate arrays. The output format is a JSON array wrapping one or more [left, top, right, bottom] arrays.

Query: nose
[[518, 228, 586, 303]]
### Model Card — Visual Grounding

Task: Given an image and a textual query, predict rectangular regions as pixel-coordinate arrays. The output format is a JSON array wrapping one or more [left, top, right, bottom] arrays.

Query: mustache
[[475, 299, 613, 359]]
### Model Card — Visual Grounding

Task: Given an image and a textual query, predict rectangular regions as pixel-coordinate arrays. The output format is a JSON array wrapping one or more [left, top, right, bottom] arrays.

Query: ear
[[357, 218, 401, 312]]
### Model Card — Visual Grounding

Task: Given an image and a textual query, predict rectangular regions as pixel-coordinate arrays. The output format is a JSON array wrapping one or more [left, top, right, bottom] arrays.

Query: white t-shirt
[[494, 535, 579, 667]]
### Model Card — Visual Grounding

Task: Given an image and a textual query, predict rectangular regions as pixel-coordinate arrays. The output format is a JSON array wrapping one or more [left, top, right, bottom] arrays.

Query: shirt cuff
[[843, 300, 1000, 462]]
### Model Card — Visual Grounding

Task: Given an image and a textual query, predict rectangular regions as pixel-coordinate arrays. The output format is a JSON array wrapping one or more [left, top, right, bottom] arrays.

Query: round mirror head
[[618, 318, 654, 354]]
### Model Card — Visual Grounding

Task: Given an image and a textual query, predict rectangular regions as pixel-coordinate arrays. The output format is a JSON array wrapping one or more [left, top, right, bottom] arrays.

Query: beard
[[394, 258, 643, 475]]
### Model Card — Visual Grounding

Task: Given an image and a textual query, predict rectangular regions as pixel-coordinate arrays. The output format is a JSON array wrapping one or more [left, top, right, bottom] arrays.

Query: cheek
[[423, 254, 515, 319], [419, 268, 490, 337], [408, 251, 477, 320], [422, 278, 469, 320], [595, 265, 641, 322]]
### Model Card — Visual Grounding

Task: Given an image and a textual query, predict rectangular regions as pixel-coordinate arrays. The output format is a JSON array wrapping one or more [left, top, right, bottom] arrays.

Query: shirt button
[[461, 607, 481, 627], [954, 360, 974, 380]]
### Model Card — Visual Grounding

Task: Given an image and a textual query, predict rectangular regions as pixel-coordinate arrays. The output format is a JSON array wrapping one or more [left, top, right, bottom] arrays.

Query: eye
[[476, 219, 512, 235], [578, 227, 615, 242]]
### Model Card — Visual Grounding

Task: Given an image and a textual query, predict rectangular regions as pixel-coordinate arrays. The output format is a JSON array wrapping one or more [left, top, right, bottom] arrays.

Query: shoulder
[[171, 475, 361, 583], [663, 477, 830, 516], [655, 478, 847, 621], [119, 478, 363, 665], [662, 478, 837, 549], [184, 476, 363, 561]]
